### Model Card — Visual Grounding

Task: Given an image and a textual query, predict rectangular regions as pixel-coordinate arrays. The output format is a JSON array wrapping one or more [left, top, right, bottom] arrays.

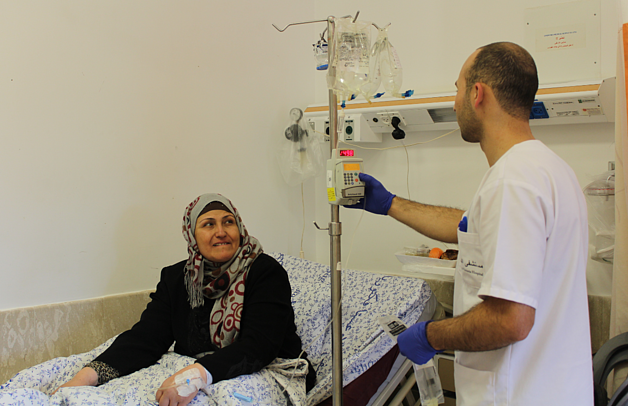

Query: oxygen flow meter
[[326, 149, 365, 205]]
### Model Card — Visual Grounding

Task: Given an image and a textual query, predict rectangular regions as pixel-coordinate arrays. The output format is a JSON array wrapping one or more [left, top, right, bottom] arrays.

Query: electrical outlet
[[376, 112, 404, 125], [344, 120, 354, 141]]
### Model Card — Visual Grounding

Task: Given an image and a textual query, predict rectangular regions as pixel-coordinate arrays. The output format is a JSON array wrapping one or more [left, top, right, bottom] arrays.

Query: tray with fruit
[[395, 245, 458, 268]]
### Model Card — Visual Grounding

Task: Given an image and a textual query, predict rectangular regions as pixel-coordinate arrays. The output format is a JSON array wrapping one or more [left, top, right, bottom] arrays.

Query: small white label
[[583, 108, 602, 116], [552, 100, 577, 106], [377, 315, 407, 341], [557, 111, 580, 117], [326, 170, 333, 188]]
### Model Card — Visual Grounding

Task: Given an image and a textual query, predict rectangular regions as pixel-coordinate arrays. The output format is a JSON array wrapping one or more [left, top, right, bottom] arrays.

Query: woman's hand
[[155, 364, 207, 406], [52, 367, 98, 394]]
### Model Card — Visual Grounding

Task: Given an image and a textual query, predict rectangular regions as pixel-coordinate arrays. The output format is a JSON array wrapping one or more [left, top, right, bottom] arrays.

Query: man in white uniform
[[347, 42, 593, 405]]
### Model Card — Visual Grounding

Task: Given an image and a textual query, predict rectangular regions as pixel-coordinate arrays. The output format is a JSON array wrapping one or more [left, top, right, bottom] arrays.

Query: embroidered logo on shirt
[[464, 260, 484, 270], [460, 256, 484, 278]]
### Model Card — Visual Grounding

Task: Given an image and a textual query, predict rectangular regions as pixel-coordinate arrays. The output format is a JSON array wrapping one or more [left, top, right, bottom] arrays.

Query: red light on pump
[[339, 150, 355, 157]]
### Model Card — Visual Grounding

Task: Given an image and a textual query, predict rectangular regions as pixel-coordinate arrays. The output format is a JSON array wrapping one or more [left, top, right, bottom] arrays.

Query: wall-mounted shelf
[[304, 77, 615, 142]]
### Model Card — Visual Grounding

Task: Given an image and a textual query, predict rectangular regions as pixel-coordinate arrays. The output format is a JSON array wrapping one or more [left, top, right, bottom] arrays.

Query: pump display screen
[[343, 163, 361, 171], [339, 150, 355, 157]]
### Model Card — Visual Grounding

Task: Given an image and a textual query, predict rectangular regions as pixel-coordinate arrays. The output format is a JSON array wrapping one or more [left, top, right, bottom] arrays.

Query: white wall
[[0, 1, 318, 310], [312, 0, 618, 295], [1, 0, 618, 311]]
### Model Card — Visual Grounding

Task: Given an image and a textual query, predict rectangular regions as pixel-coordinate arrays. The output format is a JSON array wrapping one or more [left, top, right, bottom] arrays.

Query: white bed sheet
[[0, 253, 433, 406]]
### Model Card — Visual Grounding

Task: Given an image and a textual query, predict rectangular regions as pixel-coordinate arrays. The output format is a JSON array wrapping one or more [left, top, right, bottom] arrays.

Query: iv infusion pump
[[326, 149, 365, 205]]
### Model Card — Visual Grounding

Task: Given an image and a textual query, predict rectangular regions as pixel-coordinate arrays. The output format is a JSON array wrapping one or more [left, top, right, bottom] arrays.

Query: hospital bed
[[0, 253, 436, 406]]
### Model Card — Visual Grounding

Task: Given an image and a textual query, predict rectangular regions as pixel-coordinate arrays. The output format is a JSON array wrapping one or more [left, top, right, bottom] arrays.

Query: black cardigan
[[95, 253, 315, 389]]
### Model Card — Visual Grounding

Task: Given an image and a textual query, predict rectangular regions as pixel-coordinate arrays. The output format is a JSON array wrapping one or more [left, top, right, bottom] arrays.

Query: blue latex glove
[[397, 321, 442, 365], [344, 173, 395, 215]]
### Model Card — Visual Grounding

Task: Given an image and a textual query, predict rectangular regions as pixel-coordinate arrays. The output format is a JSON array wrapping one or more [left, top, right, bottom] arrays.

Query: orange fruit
[[429, 247, 444, 259]]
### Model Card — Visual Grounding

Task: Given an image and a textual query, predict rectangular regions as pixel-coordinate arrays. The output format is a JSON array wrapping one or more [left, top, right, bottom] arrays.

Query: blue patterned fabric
[[270, 253, 432, 405], [0, 253, 432, 406]]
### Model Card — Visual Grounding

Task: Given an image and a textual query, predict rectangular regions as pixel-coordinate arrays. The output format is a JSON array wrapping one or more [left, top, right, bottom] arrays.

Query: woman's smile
[[195, 210, 240, 263]]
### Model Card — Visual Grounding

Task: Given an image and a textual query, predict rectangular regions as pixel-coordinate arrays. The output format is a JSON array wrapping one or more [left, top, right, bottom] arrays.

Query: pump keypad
[[343, 172, 361, 185]]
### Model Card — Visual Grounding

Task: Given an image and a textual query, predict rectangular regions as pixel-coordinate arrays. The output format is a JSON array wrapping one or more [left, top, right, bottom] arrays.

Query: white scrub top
[[452, 140, 593, 406]]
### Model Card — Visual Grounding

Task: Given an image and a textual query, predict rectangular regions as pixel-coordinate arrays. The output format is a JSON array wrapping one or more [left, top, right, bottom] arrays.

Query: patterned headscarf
[[182, 193, 263, 348]]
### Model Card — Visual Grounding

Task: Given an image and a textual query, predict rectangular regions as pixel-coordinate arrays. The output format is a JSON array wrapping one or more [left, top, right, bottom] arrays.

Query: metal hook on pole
[[272, 12, 382, 33], [271, 19, 328, 32], [271, 13, 357, 32], [313, 221, 329, 231]]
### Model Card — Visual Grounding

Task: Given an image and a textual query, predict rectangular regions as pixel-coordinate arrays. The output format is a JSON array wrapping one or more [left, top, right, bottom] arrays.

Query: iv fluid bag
[[378, 26, 403, 97], [359, 29, 383, 100], [327, 18, 372, 102]]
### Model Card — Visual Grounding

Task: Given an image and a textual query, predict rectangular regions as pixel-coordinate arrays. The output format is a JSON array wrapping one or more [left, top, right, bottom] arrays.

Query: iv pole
[[326, 15, 344, 406], [273, 13, 360, 405]]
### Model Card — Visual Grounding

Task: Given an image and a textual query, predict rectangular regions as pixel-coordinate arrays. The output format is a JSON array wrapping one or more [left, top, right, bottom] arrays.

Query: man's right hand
[[344, 173, 395, 215]]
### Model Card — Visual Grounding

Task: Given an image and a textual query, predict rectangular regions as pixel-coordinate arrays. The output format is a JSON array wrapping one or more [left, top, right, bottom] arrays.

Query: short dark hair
[[465, 42, 538, 121]]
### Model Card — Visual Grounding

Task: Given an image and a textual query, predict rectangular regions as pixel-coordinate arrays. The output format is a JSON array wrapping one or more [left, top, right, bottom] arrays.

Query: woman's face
[[194, 209, 241, 263]]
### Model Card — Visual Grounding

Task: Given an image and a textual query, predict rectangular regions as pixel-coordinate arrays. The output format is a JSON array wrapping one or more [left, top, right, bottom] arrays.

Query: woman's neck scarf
[[182, 193, 263, 348]]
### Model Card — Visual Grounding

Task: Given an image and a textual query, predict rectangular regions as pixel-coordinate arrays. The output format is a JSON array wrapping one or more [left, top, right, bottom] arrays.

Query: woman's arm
[[57, 263, 182, 389], [52, 367, 98, 393], [94, 265, 179, 376]]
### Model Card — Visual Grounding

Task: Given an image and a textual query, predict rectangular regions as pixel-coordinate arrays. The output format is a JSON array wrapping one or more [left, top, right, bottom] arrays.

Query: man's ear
[[473, 83, 485, 109]]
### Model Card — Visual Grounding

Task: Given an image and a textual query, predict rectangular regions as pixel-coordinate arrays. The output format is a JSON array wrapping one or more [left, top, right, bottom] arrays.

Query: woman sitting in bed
[[57, 193, 316, 405]]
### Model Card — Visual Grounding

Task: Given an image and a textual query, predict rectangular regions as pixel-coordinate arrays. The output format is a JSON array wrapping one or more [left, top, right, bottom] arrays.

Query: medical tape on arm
[[173, 368, 205, 397]]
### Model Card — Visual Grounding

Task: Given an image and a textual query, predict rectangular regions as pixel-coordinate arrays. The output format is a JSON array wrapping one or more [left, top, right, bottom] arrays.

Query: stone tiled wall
[[0, 290, 153, 384]]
